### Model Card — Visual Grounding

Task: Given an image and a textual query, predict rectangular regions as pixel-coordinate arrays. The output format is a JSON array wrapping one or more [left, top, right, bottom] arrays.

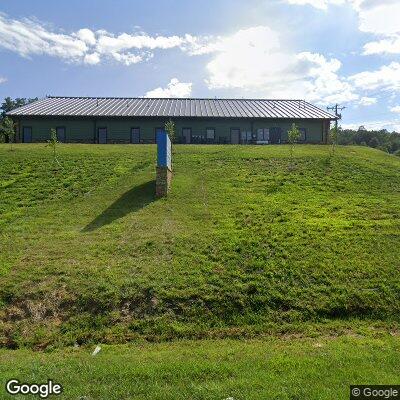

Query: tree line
[[337, 126, 400, 156]]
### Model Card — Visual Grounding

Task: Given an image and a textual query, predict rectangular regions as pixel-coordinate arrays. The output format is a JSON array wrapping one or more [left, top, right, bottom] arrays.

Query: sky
[[1, 0, 400, 130]]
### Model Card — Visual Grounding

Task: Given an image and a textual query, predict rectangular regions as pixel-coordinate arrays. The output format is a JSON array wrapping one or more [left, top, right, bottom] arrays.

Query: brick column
[[156, 166, 172, 198]]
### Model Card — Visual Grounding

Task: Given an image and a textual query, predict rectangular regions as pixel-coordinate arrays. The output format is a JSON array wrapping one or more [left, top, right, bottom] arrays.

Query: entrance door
[[23, 127, 32, 143], [56, 127, 66, 143], [98, 127, 107, 144], [230, 128, 240, 144], [182, 128, 191, 144], [131, 127, 140, 144], [269, 127, 282, 144]]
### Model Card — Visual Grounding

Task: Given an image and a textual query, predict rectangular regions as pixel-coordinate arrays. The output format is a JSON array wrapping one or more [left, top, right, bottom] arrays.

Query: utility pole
[[327, 104, 346, 131]]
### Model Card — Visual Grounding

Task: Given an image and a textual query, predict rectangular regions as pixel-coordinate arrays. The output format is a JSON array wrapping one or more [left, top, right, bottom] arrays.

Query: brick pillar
[[156, 166, 172, 198]]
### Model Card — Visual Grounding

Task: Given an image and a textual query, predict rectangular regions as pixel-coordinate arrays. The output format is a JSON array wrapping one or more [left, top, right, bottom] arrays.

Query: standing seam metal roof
[[7, 97, 336, 119]]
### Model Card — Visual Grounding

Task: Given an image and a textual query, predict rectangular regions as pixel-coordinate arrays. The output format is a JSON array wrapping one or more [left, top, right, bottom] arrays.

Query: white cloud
[[349, 62, 400, 92], [0, 76, 6, 84], [75, 28, 96, 46], [202, 26, 357, 104], [285, 0, 345, 10], [363, 36, 400, 55], [358, 96, 377, 106], [285, 0, 400, 52], [83, 52, 100, 65], [0, 13, 202, 66], [0, 13, 88, 61], [390, 105, 400, 113], [145, 78, 192, 98], [357, 1, 400, 36]]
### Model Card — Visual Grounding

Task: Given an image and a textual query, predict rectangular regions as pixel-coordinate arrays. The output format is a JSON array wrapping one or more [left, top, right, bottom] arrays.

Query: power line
[[327, 103, 346, 130]]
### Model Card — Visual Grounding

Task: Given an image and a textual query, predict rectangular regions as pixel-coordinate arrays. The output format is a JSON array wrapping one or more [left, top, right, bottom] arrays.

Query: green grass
[[0, 144, 399, 348], [1, 335, 399, 399]]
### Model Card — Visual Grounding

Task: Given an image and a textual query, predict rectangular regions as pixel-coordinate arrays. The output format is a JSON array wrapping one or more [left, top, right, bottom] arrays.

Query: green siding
[[18, 118, 94, 143], [16, 117, 326, 144]]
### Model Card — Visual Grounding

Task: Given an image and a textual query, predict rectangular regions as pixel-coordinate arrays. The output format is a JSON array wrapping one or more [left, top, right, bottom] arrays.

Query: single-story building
[[7, 97, 336, 144]]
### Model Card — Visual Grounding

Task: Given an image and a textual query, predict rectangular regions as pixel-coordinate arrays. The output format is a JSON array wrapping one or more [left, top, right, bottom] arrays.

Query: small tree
[[330, 125, 338, 156], [0, 117, 16, 151], [287, 123, 301, 163], [46, 128, 60, 165], [164, 119, 176, 143]]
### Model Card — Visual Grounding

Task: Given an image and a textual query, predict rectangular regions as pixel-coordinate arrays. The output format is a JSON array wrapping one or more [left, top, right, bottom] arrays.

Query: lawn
[[1, 335, 400, 399], [0, 144, 399, 348]]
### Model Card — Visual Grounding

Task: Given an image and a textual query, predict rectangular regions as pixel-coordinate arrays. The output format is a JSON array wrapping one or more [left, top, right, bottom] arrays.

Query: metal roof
[[7, 96, 336, 119]]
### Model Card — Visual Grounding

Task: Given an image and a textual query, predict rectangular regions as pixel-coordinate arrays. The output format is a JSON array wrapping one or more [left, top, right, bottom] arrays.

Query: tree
[[1, 97, 38, 118], [0, 117, 16, 150], [46, 128, 60, 165], [330, 125, 338, 156], [164, 119, 176, 143], [0, 97, 39, 143], [369, 137, 379, 148], [287, 123, 301, 162]]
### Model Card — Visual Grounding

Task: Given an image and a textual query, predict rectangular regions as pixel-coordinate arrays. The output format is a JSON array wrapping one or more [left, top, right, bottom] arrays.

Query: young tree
[[330, 125, 338, 156], [287, 123, 301, 162], [0, 117, 16, 151], [164, 119, 176, 143], [46, 128, 60, 165]]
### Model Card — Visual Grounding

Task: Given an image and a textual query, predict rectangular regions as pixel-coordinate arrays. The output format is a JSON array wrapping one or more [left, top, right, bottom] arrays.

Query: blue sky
[[1, 0, 400, 130]]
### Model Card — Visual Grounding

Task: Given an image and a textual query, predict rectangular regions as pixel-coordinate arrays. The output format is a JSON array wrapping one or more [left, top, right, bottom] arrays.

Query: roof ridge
[[47, 96, 310, 102], [8, 97, 336, 119]]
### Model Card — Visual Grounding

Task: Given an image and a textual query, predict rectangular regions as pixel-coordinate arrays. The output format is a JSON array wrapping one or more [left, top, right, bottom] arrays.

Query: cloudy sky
[[1, 0, 400, 130]]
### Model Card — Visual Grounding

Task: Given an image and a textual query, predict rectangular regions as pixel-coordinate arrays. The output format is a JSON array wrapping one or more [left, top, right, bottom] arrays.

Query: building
[[7, 97, 336, 144]]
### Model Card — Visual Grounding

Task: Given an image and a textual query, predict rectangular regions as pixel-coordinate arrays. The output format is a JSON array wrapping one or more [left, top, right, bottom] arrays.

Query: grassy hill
[[0, 144, 399, 349]]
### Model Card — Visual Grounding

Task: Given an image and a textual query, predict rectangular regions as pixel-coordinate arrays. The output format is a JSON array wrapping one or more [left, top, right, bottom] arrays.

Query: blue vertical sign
[[157, 130, 172, 170]]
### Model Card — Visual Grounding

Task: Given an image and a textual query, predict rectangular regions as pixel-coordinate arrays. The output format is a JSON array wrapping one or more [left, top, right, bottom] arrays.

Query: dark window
[[269, 127, 282, 144], [56, 127, 66, 142], [206, 128, 215, 143], [299, 128, 306, 142], [257, 128, 269, 142], [22, 127, 32, 143], [131, 127, 140, 144], [98, 127, 107, 144], [182, 128, 191, 144]]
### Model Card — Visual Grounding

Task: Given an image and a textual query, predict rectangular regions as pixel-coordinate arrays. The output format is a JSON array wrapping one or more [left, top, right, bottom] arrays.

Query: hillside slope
[[0, 144, 399, 348]]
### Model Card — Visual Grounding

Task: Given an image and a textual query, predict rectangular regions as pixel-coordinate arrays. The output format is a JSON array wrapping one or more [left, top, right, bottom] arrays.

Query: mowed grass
[[0, 144, 399, 348], [1, 335, 400, 399]]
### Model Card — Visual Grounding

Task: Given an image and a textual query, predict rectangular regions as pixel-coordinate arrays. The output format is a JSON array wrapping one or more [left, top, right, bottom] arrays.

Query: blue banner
[[157, 131, 172, 170]]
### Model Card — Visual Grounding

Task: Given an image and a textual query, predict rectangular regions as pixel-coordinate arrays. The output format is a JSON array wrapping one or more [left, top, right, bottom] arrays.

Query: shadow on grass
[[82, 180, 156, 232]]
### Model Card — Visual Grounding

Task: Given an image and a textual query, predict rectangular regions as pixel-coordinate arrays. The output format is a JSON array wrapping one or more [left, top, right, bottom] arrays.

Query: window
[[206, 128, 215, 139], [257, 128, 269, 142], [206, 128, 215, 143], [269, 127, 282, 144], [299, 128, 306, 142], [131, 127, 140, 144], [56, 127, 66, 142]]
